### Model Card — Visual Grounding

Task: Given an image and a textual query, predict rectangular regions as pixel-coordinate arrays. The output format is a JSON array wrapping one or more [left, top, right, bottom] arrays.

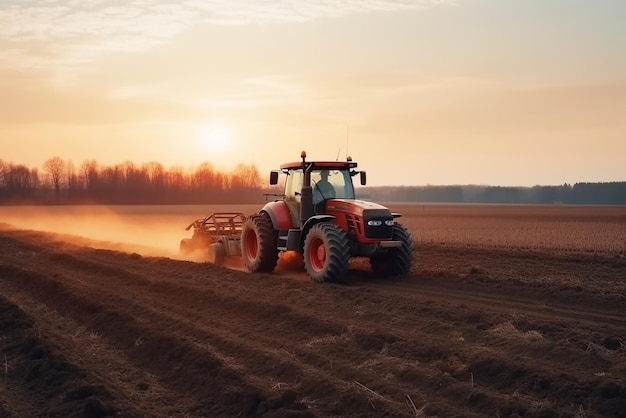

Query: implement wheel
[[241, 213, 278, 273], [304, 223, 350, 283], [179, 239, 192, 256], [208, 242, 226, 265]]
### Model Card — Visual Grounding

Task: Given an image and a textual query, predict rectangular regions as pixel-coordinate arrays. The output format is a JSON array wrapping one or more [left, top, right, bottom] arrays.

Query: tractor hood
[[325, 199, 392, 216], [325, 199, 398, 240]]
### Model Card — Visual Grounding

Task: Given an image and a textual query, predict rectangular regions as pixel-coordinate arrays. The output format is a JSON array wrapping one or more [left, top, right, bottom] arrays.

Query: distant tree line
[[0, 157, 267, 205], [1, 157, 624, 205], [360, 183, 626, 205]]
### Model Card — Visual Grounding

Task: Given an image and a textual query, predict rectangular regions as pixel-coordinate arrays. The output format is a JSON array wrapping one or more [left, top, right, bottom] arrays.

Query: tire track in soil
[[348, 273, 626, 332], [0, 279, 216, 418], [342, 265, 626, 416], [1, 229, 626, 417], [0, 295, 134, 417], [1, 242, 420, 412], [47, 251, 478, 414], [1, 238, 472, 409], [1, 237, 472, 416], [0, 264, 314, 417]]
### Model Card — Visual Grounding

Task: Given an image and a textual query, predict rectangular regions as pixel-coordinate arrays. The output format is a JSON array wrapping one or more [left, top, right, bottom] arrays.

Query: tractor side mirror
[[360, 171, 367, 186], [269, 171, 279, 185]]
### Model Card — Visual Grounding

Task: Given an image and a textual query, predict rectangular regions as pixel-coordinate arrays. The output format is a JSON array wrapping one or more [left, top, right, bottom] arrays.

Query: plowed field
[[1, 204, 626, 417]]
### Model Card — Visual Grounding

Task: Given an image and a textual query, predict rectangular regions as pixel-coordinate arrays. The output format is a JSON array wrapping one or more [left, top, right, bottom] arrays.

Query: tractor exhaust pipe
[[300, 151, 313, 227]]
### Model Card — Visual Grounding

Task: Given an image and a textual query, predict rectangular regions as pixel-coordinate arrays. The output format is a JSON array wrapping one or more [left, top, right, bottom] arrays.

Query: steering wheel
[[314, 181, 336, 202], [318, 182, 335, 198]]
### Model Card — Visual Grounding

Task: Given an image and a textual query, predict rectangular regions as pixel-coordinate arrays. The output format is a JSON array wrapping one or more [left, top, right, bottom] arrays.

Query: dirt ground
[[0, 225, 625, 417]]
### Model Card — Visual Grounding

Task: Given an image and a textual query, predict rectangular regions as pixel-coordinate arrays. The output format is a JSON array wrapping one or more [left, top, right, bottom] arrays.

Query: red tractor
[[241, 151, 413, 282]]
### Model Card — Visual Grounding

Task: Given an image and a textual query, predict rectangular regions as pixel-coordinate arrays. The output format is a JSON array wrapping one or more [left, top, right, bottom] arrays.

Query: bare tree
[[65, 160, 79, 191], [80, 160, 99, 192], [0, 159, 6, 188], [1, 156, 270, 204], [166, 165, 186, 190], [44, 157, 66, 200], [192, 162, 215, 189], [144, 161, 165, 191], [4, 164, 37, 197], [231, 163, 261, 189]]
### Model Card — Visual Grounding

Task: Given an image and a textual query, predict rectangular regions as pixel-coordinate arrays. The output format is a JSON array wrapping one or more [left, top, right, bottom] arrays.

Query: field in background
[[395, 203, 626, 255], [0, 203, 625, 256]]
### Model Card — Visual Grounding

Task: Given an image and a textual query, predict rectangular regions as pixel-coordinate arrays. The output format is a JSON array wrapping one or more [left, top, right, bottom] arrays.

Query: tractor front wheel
[[370, 223, 413, 278], [241, 213, 279, 273], [303, 223, 350, 283]]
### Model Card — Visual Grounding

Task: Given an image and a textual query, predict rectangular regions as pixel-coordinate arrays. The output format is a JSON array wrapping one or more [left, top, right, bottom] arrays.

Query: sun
[[199, 122, 232, 152]]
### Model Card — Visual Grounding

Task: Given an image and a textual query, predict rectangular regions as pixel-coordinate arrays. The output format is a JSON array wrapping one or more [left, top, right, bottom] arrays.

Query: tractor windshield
[[284, 168, 355, 202], [311, 169, 355, 203]]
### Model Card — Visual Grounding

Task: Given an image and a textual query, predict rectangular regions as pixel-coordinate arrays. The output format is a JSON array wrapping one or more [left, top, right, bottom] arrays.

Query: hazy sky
[[1, 0, 625, 186]]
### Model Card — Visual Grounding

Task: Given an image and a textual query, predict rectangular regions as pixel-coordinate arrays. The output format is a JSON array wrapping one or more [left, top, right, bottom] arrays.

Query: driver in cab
[[313, 170, 335, 204]]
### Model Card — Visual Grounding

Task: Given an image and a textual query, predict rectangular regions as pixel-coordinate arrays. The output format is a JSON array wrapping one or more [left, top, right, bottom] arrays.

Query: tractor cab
[[270, 151, 366, 228]]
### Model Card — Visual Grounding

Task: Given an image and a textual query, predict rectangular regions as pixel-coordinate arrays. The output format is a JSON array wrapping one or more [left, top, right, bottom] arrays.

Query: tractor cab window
[[284, 169, 303, 199], [284, 169, 303, 226], [312, 169, 354, 204]]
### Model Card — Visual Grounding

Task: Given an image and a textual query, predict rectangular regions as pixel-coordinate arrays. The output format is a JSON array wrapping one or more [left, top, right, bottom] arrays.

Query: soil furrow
[[1, 228, 625, 417]]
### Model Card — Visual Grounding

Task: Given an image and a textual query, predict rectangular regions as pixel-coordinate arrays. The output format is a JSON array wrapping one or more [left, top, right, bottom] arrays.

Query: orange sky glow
[[1, 0, 625, 186]]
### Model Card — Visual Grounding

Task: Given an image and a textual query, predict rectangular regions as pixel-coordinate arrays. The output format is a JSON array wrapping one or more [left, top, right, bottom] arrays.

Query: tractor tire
[[208, 242, 226, 265], [241, 213, 279, 273], [304, 222, 350, 283], [370, 223, 413, 278]]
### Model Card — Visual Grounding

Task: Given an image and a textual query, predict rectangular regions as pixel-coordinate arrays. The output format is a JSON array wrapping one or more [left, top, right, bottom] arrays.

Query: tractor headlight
[[367, 220, 383, 227], [385, 220, 395, 226]]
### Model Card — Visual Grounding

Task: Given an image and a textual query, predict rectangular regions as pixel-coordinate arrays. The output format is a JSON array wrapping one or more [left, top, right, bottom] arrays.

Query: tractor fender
[[261, 201, 294, 230], [300, 215, 336, 247]]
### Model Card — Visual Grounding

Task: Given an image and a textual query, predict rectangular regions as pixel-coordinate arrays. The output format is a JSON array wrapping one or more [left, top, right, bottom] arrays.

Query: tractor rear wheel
[[208, 242, 226, 265], [241, 213, 278, 273], [370, 223, 413, 278], [304, 223, 350, 283]]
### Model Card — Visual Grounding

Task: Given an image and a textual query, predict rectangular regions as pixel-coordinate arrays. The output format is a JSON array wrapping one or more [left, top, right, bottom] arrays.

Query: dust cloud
[[0, 205, 313, 279], [0, 205, 256, 259], [188, 247, 307, 277], [276, 250, 305, 273]]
